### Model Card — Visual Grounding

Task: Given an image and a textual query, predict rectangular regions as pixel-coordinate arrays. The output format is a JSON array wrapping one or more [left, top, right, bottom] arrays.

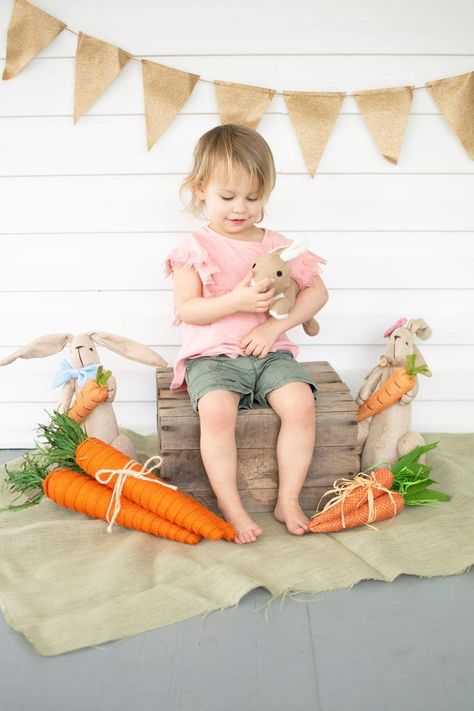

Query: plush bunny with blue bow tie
[[0, 332, 167, 460]]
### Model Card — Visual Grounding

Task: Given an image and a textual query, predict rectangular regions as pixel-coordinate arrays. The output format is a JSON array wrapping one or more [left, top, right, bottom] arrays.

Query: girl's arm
[[172, 266, 237, 325], [173, 265, 276, 325]]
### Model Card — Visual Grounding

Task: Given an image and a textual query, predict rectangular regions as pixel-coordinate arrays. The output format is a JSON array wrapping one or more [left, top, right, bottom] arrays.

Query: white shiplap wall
[[0, 0, 473, 446]]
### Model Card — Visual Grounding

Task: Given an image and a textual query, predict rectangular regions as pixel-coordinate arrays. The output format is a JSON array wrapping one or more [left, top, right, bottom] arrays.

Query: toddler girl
[[163, 124, 329, 544]]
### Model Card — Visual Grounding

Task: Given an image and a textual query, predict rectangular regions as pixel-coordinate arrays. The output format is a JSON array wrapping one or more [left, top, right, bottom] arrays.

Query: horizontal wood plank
[[0, 175, 472, 233], [1, 233, 473, 290]]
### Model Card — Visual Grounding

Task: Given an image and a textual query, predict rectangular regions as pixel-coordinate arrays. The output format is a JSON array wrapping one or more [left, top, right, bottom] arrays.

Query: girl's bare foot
[[217, 498, 263, 544], [274, 498, 311, 535]]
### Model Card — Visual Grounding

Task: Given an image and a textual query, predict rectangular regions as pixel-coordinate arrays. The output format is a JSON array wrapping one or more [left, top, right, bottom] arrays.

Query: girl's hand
[[240, 319, 282, 358], [229, 269, 275, 314]]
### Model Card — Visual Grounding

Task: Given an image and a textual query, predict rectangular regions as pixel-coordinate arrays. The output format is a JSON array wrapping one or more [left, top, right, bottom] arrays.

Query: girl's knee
[[275, 383, 316, 422], [198, 389, 240, 428]]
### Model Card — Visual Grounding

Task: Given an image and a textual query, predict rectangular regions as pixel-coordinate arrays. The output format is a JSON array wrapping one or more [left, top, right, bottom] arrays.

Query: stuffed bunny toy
[[356, 317, 432, 472], [0, 332, 168, 460], [250, 237, 320, 336]]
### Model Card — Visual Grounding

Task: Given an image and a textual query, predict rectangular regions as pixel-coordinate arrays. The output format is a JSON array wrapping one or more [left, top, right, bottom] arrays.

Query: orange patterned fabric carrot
[[312, 468, 394, 526], [310, 491, 405, 533], [309, 468, 402, 533], [67, 365, 112, 424]]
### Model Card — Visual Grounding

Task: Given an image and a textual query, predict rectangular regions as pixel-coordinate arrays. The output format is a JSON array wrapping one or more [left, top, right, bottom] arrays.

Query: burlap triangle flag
[[283, 91, 345, 177], [2, 0, 66, 80], [425, 71, 474, 160], [353, 85, 414, 164], [142, 59, 200, 151], [214, 80, 276, 129], [74, 32, 132, 123]]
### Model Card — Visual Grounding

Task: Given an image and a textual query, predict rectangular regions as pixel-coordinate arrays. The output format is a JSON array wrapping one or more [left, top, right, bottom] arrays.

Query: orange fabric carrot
[[37, 412, 236, 542], [310, 491, 405, 533], [312, 468, 394, 528], [42, 467, 201, 544], [75, 437, 235, 541], [67, 365, 112, 424], [357, 354, 429, 421]]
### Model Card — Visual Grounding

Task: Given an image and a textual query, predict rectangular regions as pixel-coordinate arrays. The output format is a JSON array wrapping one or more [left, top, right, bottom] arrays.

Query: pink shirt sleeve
[[163, 233, 221, 326]]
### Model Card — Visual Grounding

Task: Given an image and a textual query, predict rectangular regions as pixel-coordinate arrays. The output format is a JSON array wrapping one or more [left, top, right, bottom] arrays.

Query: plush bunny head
[[0, 332, 167, 368], [249, 238, 310, 292], [382, 317, 432, 377]]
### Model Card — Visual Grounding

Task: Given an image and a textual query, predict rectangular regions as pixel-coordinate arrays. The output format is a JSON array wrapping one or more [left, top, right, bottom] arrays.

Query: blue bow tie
[[52, 359, 99, 388]]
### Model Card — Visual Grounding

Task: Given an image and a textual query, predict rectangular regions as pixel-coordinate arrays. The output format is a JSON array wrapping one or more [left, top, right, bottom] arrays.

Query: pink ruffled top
[[163, 224, 326, 392]]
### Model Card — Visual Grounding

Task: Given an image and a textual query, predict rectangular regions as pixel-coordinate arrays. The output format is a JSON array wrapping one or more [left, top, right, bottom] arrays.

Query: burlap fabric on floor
[[0, 432, 472, 656]]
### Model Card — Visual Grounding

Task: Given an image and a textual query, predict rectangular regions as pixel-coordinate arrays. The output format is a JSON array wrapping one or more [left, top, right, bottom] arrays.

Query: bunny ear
[[278, 238, 309, 263], [0, 333, 71, 366], [413, 344, 432, 377], [88, 331, 168, 367], [406, 318, 432, 340]]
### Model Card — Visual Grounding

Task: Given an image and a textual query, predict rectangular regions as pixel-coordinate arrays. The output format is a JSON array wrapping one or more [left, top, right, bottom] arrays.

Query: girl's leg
[[265, 382, 316, 535], [198, 389, 263, 544]]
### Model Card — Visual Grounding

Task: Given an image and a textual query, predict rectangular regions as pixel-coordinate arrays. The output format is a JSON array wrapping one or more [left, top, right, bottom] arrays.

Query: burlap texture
[[0, 432, 472, 656]]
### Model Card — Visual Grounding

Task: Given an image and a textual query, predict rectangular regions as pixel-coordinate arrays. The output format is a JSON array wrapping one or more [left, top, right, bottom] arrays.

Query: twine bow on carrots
[[95, 455, 178, 533], [311, 472, 400, 531]]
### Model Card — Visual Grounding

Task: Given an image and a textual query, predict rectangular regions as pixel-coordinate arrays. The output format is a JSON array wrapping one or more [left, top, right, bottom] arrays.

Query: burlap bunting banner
[[353, 85, 414, 164], [2, 0, 66, 80], [425, 71, 474, 160], [142, 60, 200, 150], [74, 32, 132, 123], [283, 91, 346, 177], [214, 79, 276, 129], [2, 0, 474, 172]]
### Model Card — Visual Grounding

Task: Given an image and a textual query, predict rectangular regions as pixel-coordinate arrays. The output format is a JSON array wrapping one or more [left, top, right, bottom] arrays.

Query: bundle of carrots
[[67, 365, 112, 423], [1, 411, 236, 545], [357, 354, 430, 421], [309, 442, 450, 533]]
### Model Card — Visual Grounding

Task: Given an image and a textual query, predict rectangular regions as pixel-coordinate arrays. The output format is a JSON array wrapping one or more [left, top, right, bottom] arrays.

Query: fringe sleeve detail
[[290, 250, 327, 289]]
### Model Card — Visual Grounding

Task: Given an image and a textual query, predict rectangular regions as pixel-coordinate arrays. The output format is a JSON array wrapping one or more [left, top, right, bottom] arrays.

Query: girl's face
[[195, 164, 265, 238]]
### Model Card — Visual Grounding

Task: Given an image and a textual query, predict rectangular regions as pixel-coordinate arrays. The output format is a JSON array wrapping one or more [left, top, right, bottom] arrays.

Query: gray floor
[[1, 450, 473, 711]]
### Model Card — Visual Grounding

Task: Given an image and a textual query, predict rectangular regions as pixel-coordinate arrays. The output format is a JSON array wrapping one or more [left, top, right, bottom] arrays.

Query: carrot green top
[[404, 353, 430, 377]]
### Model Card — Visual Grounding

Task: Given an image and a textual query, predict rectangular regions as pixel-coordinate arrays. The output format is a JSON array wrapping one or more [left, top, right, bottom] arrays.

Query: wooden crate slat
[[160, 446, 359, 489], [159, 410, 357, 450]]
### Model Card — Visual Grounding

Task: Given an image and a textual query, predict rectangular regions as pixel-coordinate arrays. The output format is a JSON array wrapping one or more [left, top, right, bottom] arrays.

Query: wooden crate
[[156, 361, 360, 514]]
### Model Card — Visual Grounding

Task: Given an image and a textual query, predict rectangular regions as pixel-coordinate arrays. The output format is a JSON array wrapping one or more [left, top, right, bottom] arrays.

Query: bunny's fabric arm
[[356, 365, 386, 405], [267, 279, 328, 335], [57, 379, 75, 414]]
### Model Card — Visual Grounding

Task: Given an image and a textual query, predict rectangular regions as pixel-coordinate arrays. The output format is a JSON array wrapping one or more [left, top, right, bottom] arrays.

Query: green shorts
[[184, 349, 318, 413]]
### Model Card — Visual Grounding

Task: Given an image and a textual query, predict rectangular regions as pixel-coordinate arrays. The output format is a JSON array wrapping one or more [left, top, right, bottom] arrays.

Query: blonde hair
[[179, 124, 276, 223]]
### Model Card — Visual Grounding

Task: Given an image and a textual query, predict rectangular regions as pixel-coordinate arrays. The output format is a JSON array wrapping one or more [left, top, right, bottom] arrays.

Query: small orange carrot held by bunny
[[357, 354, 429, 421], [67, 365, 112, 423]]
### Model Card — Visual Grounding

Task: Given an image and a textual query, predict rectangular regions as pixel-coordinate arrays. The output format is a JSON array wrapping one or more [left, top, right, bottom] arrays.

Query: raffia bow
[[94, 455, 178, 533], [311, 471, 399, 531]]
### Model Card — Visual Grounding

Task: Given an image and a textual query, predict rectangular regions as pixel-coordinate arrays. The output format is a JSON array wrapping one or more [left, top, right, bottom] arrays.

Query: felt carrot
[[37, 411, 236, 542], [67, 365, 112, 423], [357, 354, 430, 421], [0, 456, 201, 544]]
